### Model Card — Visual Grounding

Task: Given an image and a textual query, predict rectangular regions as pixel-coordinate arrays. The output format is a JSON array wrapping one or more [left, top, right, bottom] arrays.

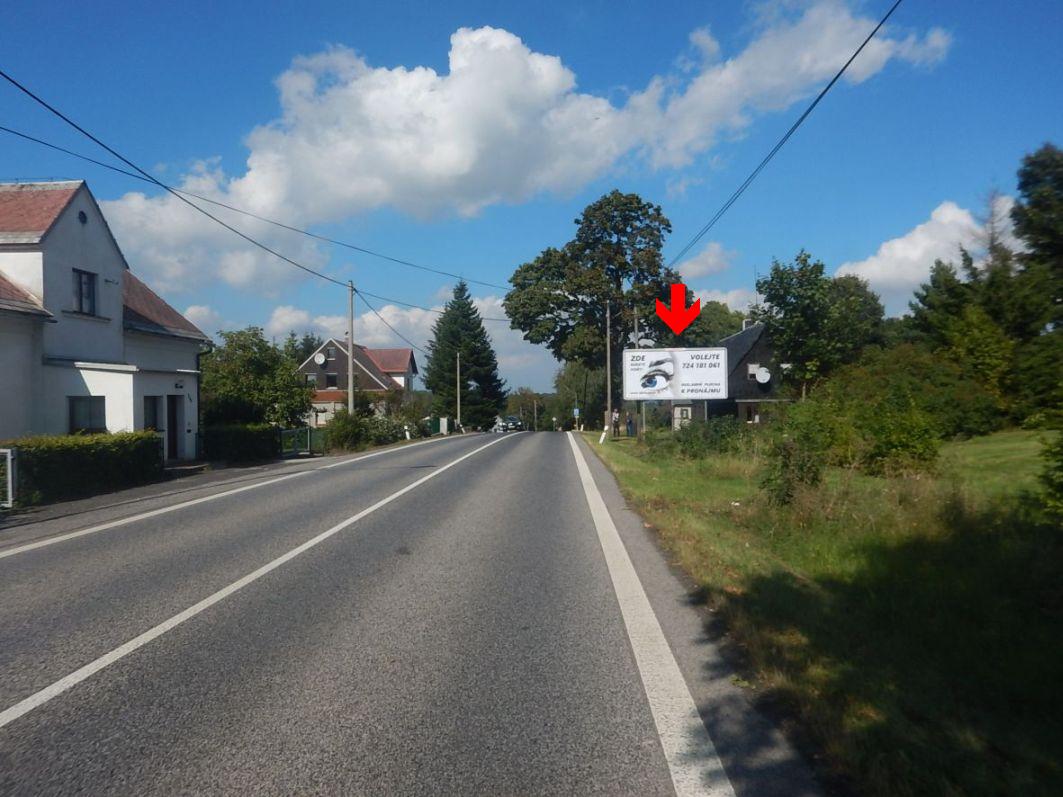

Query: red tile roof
[[367, 347, 417, 374], [123, 272, 209, 342], [0, 273, 50, 318], [0, 181, 81, 243]]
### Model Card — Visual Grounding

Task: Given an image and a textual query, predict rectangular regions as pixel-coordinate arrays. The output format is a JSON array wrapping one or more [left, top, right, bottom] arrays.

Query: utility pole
[[455, 350, 462, 431], [347, 281, 355, 414], [634, 308, 644, 438], [605, 301, 612, 438]]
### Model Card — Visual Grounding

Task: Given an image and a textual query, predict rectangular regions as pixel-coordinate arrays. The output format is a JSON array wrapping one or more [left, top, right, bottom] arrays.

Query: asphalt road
[[0, 432, 819, 796]]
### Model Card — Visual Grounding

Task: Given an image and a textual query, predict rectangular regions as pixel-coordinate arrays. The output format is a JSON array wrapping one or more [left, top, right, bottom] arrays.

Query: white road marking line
[[0, 433, 513, 730], [0, 434, 465, 561], [566, 432, 735, 797]]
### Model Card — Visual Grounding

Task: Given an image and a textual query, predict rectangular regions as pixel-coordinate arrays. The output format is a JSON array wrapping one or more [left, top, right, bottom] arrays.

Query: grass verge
[[584, 429, 1061, 796]]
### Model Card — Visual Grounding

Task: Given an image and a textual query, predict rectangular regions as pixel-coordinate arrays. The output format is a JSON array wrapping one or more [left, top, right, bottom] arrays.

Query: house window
[[326, 346, 336, 360], [143, 396, 161, 430], [72, 269, 97, 315], [325, 373, 338, 388], [69, 396, 106, 434], [305, 374, 317, 386]]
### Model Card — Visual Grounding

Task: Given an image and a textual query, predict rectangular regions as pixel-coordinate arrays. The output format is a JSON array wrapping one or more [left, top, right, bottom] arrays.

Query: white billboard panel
[[622, 348, 728, 401]]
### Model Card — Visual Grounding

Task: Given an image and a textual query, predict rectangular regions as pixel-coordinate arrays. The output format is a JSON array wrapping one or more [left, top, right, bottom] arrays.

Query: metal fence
[[279, 427, 327, 458], [0, 448, 14, 509]]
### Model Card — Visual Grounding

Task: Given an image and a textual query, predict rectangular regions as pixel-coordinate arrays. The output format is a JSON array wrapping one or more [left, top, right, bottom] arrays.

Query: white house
[[0, 180, 210, 460]]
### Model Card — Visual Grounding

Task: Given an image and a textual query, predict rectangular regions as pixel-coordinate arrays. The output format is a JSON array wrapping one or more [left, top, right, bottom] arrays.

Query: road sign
[[573, 407, 580, 418], [622, 347, 728, 401]]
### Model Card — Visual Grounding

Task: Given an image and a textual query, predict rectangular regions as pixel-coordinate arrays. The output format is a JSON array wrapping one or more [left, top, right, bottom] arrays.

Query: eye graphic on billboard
[[622, 348, 728, 401]]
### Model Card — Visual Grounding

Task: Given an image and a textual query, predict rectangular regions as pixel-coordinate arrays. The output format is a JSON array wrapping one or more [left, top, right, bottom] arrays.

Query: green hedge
[[202, 424, 279, 462], [1, 431, 163, 505]]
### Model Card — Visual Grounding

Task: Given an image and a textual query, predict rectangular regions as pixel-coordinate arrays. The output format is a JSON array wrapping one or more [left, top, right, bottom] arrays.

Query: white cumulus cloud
[[678, 241, 735, 278], [694, 287, 760, 313], [99, 2, 949, 295], [836, 195, 1020, 313], [183, 304, 224, 337]]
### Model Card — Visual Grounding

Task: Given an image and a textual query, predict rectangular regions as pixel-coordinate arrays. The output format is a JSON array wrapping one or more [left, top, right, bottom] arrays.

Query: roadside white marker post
[[456, 350, 461, 432]]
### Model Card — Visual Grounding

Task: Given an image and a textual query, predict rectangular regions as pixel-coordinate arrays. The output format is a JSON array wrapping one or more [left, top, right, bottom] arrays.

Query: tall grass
[[588, 429, 1061, 796]]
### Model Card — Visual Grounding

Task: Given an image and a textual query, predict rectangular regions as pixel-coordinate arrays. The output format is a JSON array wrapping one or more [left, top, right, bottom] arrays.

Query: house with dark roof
[[295, 338, 415, 427], [667, 321, 788, 428], [712, 321, 787, 423], [0, 180, 210, 459]]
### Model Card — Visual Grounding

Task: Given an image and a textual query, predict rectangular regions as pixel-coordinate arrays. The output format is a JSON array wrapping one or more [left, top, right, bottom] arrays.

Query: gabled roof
[[298, 338, 401, 391], [123, 272, 210, 342], [717, 322, 765, 374], [0, 181, 82, 244], [0, 272, 52, 319], [367, 347, 418, 375]]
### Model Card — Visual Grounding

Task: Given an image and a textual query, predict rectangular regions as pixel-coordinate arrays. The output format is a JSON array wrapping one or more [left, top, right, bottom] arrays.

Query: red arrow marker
[[655, 282, 700, 335]]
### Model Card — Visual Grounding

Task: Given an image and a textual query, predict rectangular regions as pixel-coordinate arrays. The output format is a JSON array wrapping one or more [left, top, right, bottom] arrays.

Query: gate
[[0, 448, 14, 509], [279, 428, 327, 458]]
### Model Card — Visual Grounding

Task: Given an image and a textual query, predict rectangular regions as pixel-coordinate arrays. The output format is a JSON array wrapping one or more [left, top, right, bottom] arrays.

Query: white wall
[[39, 365, 135, 436], [0, 315, 44, 439], [125, 333, 200, 373], [40, 188, 126, 363], [133, 371, 198, 460]]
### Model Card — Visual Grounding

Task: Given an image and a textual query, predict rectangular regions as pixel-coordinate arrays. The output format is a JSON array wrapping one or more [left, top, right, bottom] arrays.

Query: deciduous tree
[[752, 251, 883, 396], [201, 327, 312, 426], [505, 191, 679, 404]]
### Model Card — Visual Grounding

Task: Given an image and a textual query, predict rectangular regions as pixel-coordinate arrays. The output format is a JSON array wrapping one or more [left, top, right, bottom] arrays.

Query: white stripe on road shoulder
[[566, 432, 735, 797], [0, 433, 513, 730], [0, 434, 464, 561]]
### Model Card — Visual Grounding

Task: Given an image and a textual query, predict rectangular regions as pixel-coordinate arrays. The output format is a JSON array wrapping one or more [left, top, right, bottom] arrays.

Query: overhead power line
[[0, 123, 507, 290], [354, 290, 429, 356], [668, 0, 905, 267], [0, 70, 360, 290]]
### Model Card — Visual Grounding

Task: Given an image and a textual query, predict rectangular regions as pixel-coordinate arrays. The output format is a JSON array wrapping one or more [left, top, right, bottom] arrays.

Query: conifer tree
[[424, 282, 507, 428]]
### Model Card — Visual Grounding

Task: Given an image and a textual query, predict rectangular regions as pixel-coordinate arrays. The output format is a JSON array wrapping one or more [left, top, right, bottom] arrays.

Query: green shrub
[[1040, 432, 1063, 520], [672, 417, 751, 459], [202, 424, 279, 462], [761, 401, 833, 504], [324, 409, 367, 452], [857, 392, 940, 475], [363, 415, 407, 446], [827, 344, 1002, 438], [1, 431, 163, 505]]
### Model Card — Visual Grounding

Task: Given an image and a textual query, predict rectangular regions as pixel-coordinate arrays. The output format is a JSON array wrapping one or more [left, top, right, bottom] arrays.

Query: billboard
[[622, 348, 728, 401]]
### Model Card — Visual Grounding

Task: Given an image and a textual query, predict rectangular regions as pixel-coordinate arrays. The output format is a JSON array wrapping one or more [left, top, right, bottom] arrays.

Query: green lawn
[[940, 428, 1048, 497], [585, 429, 1061, 797]]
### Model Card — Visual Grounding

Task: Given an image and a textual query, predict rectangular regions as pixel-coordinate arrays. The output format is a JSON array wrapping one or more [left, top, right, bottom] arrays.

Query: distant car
[[505, 416, 523, 431]]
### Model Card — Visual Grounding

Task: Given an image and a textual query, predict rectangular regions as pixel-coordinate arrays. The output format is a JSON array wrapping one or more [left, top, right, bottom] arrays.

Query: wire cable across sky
[[0, 123, 507, 291], [668, 0, 905, 267]]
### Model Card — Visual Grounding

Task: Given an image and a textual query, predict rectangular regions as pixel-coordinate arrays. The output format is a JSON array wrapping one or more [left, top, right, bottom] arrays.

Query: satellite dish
[[755, 367, 771, 384], [313, 352, 326, 365]]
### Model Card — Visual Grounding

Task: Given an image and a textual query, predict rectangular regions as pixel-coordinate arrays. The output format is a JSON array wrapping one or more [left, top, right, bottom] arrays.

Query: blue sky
[[1, 0, 1060, 389]]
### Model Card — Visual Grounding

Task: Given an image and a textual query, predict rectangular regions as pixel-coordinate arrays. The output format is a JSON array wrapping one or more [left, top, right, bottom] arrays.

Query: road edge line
[[566, 432, 735, 797]]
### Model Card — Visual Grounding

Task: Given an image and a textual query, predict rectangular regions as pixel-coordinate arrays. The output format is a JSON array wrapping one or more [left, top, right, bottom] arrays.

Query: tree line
[[503, 143, 1061, 439]]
